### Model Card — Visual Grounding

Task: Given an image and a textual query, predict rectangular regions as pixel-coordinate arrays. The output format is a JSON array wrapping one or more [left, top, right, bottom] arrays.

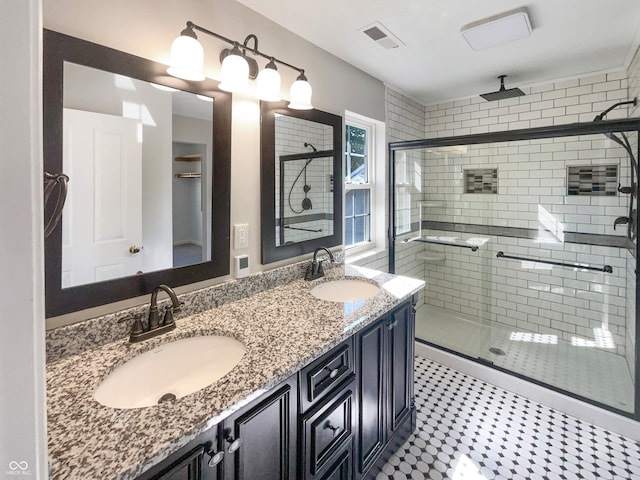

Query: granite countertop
[[46, 265, 424, 480]]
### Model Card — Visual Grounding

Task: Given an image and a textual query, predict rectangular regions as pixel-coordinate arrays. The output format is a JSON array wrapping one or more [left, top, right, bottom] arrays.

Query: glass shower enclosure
[[390, 119, 640, 418]]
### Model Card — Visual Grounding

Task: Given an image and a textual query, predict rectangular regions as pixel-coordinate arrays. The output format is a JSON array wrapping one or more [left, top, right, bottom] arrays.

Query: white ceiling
[[235, 0, 640, 105]]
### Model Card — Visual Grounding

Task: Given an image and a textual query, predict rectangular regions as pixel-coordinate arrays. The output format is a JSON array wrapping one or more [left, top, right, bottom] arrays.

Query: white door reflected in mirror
[[60, 61, 214, 288]]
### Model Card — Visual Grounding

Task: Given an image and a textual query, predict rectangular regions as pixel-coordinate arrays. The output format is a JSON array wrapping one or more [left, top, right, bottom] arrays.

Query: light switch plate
[[234, 224, 249, 249]]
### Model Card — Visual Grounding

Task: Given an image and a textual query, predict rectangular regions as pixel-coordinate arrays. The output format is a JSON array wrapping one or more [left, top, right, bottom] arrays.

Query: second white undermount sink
[[94, 335, 246, 409], [310, 278, 380, 302]]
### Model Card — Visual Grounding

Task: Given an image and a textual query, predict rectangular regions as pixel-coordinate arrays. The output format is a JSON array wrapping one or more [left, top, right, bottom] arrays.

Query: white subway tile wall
[[420, 136, 631, 233], [420, 229, 628, 355]]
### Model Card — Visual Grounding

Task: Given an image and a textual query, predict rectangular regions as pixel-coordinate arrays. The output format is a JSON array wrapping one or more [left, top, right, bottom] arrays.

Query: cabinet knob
[[129, 245, 141, 254], [226, 436, 243, 453], [325, 366, 340, 379], [324, 422, 342, 437], [207, 450, 224, 467], [387, 320, 398, 330]]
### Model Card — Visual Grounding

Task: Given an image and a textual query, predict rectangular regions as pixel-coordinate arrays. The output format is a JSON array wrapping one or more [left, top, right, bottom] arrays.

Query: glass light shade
[[288, 78, 313, 110], [167, 35, 205, 81], [218, 53, 250, 92], [255, 67, 282, 101]]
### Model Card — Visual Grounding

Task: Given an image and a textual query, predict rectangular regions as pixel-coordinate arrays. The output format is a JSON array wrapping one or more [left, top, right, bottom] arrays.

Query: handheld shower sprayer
[[594, 98, 638, 241], [288, 142, 318, 214]]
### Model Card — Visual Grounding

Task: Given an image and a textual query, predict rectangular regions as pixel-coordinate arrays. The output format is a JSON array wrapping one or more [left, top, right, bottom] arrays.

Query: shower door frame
[[388, 118, 640, 420]]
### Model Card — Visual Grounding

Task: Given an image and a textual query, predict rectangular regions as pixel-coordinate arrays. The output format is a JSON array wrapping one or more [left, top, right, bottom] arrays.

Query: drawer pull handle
[[226, 436, 243, 453], [207, 450, 224, 467], [325, 366, 340, 379], [324, 422, 342, 436], [387, 320, 398, 330]]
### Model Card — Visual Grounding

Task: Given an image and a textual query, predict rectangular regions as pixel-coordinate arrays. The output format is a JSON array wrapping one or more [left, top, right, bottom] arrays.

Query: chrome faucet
[[305, 247, 336, 281], [120, 284, 183, 343]]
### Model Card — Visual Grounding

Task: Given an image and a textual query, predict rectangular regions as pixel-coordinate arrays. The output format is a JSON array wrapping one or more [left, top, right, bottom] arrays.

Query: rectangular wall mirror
[[261, 102, 343, 263], [43, 30, 232, 317]]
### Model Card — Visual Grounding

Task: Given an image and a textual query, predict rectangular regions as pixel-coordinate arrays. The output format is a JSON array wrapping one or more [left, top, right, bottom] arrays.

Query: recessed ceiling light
[[461, 7, 532, 51]]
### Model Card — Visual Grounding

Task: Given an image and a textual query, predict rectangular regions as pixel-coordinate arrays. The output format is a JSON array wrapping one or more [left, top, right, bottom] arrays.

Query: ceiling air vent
[[360, 22, 404, 49]]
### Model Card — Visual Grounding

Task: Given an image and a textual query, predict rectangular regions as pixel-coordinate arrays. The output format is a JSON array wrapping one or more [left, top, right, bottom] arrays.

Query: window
[[344, 112, 385, 254], [345, 124, 371, 247]]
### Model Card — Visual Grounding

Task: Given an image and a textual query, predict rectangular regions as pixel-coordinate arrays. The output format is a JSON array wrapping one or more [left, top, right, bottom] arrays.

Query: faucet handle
[[162, 305, 175, 327], [118, 313, 145, 337]]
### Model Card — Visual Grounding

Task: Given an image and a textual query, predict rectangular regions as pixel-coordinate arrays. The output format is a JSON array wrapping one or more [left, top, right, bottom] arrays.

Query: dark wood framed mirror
[[260, 101, 342, 264], [43, 29, 232, 317]]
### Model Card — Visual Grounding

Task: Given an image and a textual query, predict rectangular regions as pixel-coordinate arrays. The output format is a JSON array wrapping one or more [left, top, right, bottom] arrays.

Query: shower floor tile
[[415, 304, 635, 411], [375, 356, 640, 480]]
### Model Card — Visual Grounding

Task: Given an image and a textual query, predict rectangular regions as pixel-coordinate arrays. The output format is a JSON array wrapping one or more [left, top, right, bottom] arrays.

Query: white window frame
[[344, 111, 386, 257]]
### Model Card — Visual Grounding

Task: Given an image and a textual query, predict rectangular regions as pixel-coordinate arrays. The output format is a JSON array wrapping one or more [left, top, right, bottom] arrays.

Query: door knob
[[129, 245, 141, 254]]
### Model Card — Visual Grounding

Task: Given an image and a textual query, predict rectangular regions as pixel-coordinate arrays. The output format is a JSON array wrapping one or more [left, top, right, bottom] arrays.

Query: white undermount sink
[[310, 278, 380, 302], [94, 335, 246, 409]]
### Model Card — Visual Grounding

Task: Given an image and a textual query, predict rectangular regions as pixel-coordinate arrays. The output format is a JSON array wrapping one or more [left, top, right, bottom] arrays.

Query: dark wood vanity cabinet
[[137, 376, 296, 480], [138, 298, 415, 480], [355, 301, 416, 479], [219, 375, 297, 480]]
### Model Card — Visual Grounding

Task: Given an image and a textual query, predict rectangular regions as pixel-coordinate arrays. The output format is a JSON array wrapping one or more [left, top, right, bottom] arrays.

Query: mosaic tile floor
[[414, 304, 635, 411], [375, 356, 640, 480]]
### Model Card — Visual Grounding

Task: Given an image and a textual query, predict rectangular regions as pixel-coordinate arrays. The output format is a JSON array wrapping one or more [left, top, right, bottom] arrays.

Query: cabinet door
[[137, 434, 219, 480], [388, 302, 414, 433], [222, 376, 297, 480], [354, 316, 387, 477]]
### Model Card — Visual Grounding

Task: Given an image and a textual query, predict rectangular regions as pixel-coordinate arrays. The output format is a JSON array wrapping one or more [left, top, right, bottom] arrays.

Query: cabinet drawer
[[301, 385, 354, 478], [300, 338, 354, 413]]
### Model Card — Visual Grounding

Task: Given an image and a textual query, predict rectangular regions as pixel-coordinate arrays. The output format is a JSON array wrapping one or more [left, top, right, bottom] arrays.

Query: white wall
[[43, 0, 385, 326], [0, 0, 48, 477]]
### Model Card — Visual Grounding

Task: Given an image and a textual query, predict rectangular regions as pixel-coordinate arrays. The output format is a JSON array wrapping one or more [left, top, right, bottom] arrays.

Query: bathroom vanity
[[46, 266, 424, 480]]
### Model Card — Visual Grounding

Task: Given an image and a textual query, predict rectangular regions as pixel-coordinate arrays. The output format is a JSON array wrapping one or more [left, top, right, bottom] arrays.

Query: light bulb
[[288, 72, 313, 110], [167, 34, 205, 81], [219, 45, 250, 93], [255, 59, 281, 101]]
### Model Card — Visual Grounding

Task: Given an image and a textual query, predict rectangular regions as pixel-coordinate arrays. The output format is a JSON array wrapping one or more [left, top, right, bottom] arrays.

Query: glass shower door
[[392, 146, 495, 361], [485, 132, 638, 413], [391, 122, 638, 415]]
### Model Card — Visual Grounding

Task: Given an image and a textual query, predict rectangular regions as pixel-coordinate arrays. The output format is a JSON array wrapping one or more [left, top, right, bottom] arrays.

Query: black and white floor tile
[[375, 356, 640, 480]]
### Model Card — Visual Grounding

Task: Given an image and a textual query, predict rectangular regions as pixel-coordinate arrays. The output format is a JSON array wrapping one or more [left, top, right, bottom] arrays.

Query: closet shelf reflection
[[175, 173, 202, 179]]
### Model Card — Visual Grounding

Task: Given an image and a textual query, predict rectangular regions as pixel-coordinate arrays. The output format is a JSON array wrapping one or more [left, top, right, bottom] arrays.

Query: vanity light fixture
[[168, 21, 313, 109]]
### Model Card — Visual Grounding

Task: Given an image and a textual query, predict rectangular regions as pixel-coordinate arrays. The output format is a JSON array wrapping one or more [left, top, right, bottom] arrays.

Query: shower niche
[[390, 119, 640, 418]]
